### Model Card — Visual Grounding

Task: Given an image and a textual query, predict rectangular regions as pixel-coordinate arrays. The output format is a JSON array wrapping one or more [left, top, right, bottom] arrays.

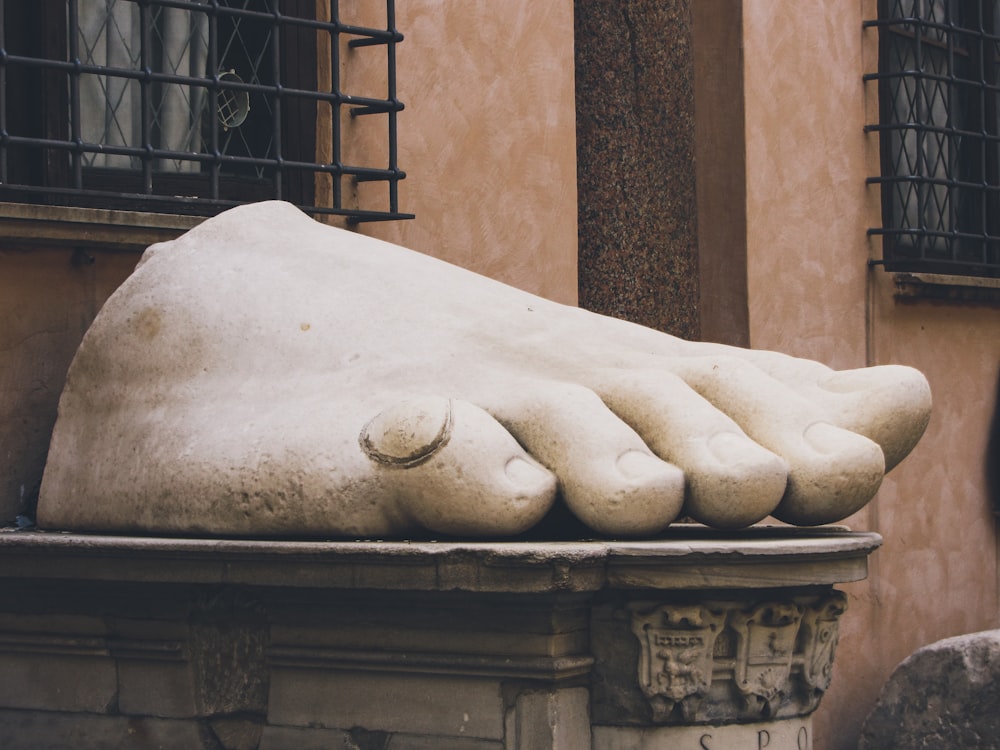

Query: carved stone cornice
[[0, 526, 881, 594]]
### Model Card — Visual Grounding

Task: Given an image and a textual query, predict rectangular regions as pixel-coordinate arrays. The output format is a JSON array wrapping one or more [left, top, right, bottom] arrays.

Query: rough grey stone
[[0, 708, 208, 750], [387, 734, 504, 749], [258, 724, 352, 750], [117, 660, 197, 717], [0, 653, 117, 713], [268, 670, 505, 739], [859, 629, 1000, 749], [209, 715, 265, 750], [508, 688, 591, 749]]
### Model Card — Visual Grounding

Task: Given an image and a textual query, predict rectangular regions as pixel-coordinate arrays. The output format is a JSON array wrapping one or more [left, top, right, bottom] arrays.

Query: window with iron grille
[[865, 0, 1000, 278], [0, 0, 411, 222]]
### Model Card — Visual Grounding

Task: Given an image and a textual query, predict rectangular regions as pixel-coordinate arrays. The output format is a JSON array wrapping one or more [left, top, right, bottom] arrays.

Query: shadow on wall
[[990, 366, 1000, 517]]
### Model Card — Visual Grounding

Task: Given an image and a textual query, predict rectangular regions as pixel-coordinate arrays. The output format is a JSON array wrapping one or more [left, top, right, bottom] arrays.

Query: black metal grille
[[0, 0, 411, 222], [865, 0, 1000, 277]]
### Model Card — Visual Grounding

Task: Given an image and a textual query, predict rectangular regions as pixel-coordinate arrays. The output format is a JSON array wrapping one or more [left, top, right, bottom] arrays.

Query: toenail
[[817, 370, 873, 394], [707, 431, 754, 464], [504, 455, 550, 487], [803, 421, 869, 456], [360, 397, 453, 467], [616, 450, 663, 479]]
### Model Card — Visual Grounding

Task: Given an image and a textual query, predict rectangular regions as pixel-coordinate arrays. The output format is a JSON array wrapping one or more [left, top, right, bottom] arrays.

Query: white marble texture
[[37, 202, 931, 537]]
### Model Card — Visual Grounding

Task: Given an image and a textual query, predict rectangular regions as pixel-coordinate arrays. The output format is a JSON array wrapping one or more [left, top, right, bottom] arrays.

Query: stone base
[[0, 526, 878, 749]]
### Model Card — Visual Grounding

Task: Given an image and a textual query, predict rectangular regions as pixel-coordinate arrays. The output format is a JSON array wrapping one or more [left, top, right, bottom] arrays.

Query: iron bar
[[272, 2, 282, 200], [140, 0, 153, 193], [330, 0, 343, 211], [68, 0, 82, 189], [0, 0, 7, 185]]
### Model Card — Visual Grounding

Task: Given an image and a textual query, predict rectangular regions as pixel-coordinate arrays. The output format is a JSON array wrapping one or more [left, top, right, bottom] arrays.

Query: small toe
[[673, 356, 887, 525], [592, 370, 788, 529], [362, 396, 558, 536], [770, 421, 885, 525], [729, 352, 931, 473], [482, 381, 686, 536]]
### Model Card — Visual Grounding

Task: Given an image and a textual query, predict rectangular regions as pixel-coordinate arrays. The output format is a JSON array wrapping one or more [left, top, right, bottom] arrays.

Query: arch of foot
[[37, 202, 932, 539]]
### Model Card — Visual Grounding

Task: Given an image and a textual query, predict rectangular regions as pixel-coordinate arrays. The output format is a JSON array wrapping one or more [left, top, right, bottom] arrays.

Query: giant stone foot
[[37, 202, 932, 538]]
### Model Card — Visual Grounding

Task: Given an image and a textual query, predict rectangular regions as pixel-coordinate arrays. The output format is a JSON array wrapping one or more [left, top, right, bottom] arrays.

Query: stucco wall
[[359, 1, 579, 306], [743, 3, 1000, 749], [0, 246, 139, 522]]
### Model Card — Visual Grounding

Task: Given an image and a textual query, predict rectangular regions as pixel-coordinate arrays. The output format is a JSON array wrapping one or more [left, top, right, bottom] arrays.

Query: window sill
[[892, 272, 1000, 305], [0, 202, 202, 251]]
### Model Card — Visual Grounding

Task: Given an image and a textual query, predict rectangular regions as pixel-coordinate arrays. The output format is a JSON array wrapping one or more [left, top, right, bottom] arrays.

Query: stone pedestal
[[0, 526, 879, 749]]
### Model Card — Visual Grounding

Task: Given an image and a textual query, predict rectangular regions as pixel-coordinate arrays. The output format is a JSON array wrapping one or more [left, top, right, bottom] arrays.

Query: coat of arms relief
[[628, 591, 848, 724]]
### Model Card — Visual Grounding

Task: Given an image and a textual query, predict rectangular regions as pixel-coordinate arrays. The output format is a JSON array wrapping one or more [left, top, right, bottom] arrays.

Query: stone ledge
[[0, 201, 201, 249], [893, 271, 1000, 304], [0, 525, 881, 593]]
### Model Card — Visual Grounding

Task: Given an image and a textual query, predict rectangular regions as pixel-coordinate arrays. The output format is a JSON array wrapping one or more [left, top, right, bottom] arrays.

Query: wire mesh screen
[[0, 0, 411, 222], [865, 0, 1000, 277]]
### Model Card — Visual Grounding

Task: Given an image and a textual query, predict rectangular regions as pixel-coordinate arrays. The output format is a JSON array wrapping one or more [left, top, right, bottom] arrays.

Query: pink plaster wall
[[743, 3, 1000, 749], [743, 3, 870, 368], [0, 247, 139, 522], [353, 1, 579, 305]]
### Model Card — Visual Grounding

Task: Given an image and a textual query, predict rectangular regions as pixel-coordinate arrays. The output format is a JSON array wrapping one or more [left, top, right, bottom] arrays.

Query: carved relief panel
[[592, 589, 848, 726]]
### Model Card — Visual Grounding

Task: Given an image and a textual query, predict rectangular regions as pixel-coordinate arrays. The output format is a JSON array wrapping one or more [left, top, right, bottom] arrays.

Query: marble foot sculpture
[[37, 202, 931, 538]]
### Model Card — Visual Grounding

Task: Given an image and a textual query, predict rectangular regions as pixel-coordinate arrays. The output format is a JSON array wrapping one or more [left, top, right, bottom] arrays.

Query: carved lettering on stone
[[730, 603, 803, 717], [629, 603, 726, 721]]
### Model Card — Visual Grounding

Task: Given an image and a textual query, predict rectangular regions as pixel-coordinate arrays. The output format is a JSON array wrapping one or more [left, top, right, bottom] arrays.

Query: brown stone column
[[574, 0, 749, 345]]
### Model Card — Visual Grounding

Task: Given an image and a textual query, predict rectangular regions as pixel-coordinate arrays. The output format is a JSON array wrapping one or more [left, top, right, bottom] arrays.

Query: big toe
[[361, 396, 557, 536]]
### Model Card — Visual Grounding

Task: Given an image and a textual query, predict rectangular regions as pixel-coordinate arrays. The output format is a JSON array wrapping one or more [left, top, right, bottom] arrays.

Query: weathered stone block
[[0, 653, 116, 713], [507, 688, 591, 750], [386, 734, 505, 749], [209, 715, 265, 750], [268, 670, 505, 739], [259, 724, 352, 750], [0, 708, 207, 750], [117, 660, 197, 717], [0, 530, 880, 749], [859, 629, 1000, 749]]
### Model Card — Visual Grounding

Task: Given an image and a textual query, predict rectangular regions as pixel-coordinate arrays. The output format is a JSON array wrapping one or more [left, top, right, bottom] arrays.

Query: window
[[865, 0, 1000, 278], [0, 0, 411, 222]]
